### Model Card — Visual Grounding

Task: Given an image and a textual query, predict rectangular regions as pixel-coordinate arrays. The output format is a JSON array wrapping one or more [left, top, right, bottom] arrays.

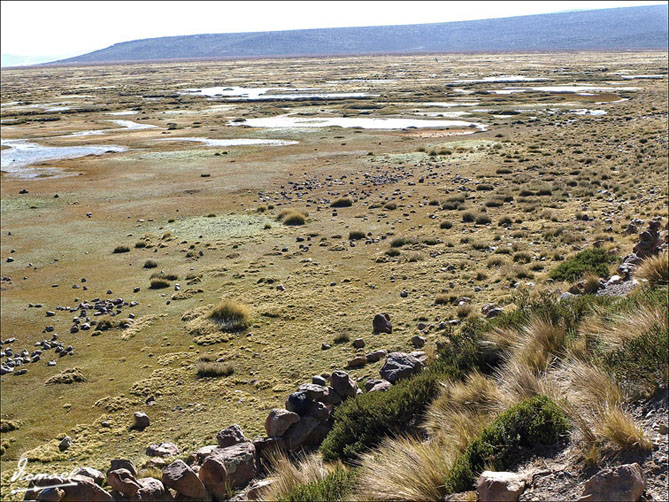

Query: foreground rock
[[162, 459, 210, 501], [216, 424, 247, 448], [379, 352, 424, 384], [199, 455, 228, 501], [329, 370, 357, 399], [578, 463, 645, 502], [210, 442, 257, 489], [146, 441, 179, 458], [107, 468, 142, 497], [477, 471, 526, 502]]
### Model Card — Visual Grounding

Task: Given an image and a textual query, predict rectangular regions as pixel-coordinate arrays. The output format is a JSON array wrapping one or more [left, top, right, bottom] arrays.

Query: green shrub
[[331, 198, 353, 208], [549, 249, 617, 282], [321, 319, 495, 463], [320, 370, 442, 463], [282, 468, 357, 502], [444, 395, 570, 493], [349, 231, 366, 241]]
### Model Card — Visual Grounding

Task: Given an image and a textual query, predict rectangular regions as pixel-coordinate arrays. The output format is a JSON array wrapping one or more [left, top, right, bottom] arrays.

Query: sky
[[1, 1, 666, 65]]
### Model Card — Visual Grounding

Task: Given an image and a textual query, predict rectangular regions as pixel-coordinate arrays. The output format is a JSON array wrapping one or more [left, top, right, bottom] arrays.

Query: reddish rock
[[107, 469, 142, 497], [578, 463, 645, 502], [216, 424, 247, 448], [264, 409, 300, 437], [162, 460, 210, 501], [329, 370, 358, 399], [373, 313, 392, 333], [135, 477, 171, 501], [60, 475, 114, 502], [198, 455, 228, 502], [282, 416, 320, 451], [209, 442, 257, 489]]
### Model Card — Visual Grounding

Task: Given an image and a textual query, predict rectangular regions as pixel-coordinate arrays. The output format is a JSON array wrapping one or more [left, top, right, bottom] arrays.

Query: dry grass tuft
[[596, 406, 653, 451], [208, 299, 252, 331], [635, 252, 669, 286], [354, 436, 452, 501], [260, 452, 330, 501]]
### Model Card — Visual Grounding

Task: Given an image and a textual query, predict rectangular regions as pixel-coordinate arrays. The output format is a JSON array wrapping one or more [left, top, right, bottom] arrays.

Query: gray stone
[[135, 477, 170, 501], [380, 352, 424, 384], [329, 370, 357, 399], [108, 459, 137, 478], [209, 442, 257, 489], [282, 416, 319, 451], [216, 424, 247, 448], [59, 436, 72, 452], [73, 467, 104, 486], [199, 455, 228, 501], [107, 469, 141, 497], [373, 313, 392, 333], [285, 391, 310, 415], [365, 349, 387, 363], [146, 442, 179, 458], [132, 412, 149, 430]]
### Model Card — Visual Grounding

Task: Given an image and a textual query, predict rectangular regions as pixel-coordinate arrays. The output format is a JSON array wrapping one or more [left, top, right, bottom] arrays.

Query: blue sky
[[1, 1, 666, 66]]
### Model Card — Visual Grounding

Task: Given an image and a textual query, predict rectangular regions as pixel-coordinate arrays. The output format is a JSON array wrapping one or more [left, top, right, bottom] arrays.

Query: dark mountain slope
[[52, 5, 668, 64]]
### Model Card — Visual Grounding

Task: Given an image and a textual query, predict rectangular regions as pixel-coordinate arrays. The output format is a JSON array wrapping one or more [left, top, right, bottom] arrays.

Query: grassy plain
[[0, 52, 667, 498]]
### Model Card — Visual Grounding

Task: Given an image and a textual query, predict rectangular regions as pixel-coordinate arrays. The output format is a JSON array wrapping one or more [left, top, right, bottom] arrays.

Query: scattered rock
[[132, 412, 150, 430], [372, 313, 392, 333], [347, 355, 367, 368], [365, 349, 387, 363], [107, 468, 142, 497], [411, 335, 426, 348], [58, 436, 72, 452], [146, 442, 179, 458], [135, 477, 170, 501]]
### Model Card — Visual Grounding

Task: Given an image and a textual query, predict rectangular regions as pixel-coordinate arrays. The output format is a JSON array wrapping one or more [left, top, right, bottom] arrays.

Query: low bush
[[348, 231, 366, 241], [113, 245, 130, 254], [444, 395, 570, 493], [143, 259, 158, 269], [549, 248, 617, 282], [476, 215, 492, 225], [440, 221, 453, 229], [321, 320, 495, 463], [462, 212, 476, 223], [390, 237, 416, 248]]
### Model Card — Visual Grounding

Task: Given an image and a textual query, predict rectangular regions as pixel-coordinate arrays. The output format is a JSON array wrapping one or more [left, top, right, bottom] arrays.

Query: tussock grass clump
[[355, 436, 452, 501], [151, 271, 178, 280], [149, 278, 170, 289], [348, 230, 366, 241], [331, 198, 353, 208], [461, 212, 476, 223], [44, 368, 86, 385], [112, 245, 130, 253], [208, 300, 252, 332], [440, 221, 453, 229], [260, 452, 356, 501], [475, 214, 492, 225], [390, 236, 416, 248], [143, 259, 158, 269], [196, 362, 234, 378], [444, 395, 570, 493], [385, 249, 400, 257], [635, 252, 668, 286], [277, 209, 307, 226], [549, 248, 616, 282]]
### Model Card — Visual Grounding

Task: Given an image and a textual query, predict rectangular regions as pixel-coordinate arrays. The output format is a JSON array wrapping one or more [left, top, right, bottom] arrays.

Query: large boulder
[[24, 476, 65, 501], [107, 459, 137, 478], [297, 383, 331, 402], [329, 370, 357, 399], [303, 400, 330, 422], [73, 467, 104, 486], [216, 424, 247, 448], [578, 463, 645, 502], [373, 313, 392, 333], [282, 416, 320, 451], [135, 477, 170, 501], [162, 460, 210, 501], [210, 442, 257, 489], [199, 455, 228, 502], [60, 475, 114, 502], [187, 445, 219, 466], [304, 422, 332, 449], [146, 442, 179, 458], [477, 471, 526, 502], [285, 391, 311, 415], [264, 409, 300, 437], [107, 468, 142, 497], [379, 352, 424, 384], [35, 488, 64, 502]]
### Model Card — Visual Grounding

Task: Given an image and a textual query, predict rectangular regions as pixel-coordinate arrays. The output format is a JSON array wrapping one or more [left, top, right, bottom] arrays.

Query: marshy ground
[[0, 51, 667, 499]]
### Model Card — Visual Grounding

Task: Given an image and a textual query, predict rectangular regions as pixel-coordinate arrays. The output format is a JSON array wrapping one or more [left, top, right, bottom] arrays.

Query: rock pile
[[619, 218, 668, 278]]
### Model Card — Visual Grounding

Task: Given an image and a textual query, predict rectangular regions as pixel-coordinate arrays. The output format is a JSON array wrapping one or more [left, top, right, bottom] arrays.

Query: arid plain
[[1, 52, 667, 499]]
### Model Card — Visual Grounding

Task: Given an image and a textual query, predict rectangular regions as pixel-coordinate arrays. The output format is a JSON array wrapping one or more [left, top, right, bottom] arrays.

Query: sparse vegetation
[[208, 300, 252, 331]]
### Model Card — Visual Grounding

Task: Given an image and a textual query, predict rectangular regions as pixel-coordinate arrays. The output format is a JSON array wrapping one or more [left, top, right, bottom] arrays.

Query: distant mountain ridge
[[51, 5, 668, 65]]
